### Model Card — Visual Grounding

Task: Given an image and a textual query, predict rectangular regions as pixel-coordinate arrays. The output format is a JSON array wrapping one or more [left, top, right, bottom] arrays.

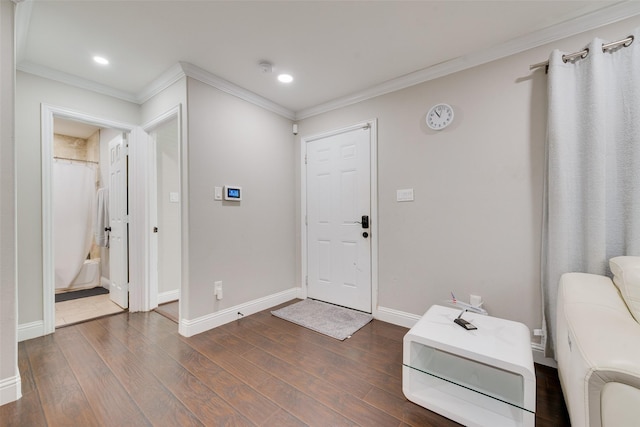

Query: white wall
[[141, 78, 186, 125], [297, 16, 640, 339], [155, 117, 180, 296], [0, 0, 20, 406], [15, 71, 140, 325], [185, 77, 296, 320]]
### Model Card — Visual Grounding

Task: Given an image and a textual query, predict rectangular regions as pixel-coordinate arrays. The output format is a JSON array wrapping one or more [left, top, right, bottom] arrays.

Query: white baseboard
[[179, 287, 301, 337], [158, 289, 180, 305], [532, 343, 557, 368], [375, 306, 422, 329], [0, 374, 22, 406], [101, 276, 111, 289], [18, 320, 45, 342]]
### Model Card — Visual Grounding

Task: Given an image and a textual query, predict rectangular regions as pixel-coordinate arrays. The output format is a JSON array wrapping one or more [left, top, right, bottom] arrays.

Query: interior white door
[[306, 125, 372, 312], [149, 133, 158, 307], [108, 133, 129, 309]]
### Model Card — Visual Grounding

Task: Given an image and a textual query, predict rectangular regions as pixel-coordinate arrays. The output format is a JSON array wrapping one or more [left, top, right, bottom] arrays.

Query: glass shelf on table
[[404, 342, 534, 420]]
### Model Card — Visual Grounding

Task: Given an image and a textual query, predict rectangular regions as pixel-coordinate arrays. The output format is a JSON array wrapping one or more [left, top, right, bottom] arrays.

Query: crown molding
[[17, 61, 139, 103], [16, 59, 295, 119], [179, 62, 296, 120], [14, 0, 32, 63], [136, 62, 186, 104], [295, 1, 640, 120]]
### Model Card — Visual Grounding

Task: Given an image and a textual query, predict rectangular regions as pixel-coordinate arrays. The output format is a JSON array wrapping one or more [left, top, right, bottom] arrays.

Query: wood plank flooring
[[1, 300, 571, 426], [154, 300, 179, 323]]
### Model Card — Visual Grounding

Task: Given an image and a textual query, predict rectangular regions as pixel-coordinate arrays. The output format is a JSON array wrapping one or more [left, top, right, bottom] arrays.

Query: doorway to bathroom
[[40, 105, 142, 334], [52, 117, 126, 327]]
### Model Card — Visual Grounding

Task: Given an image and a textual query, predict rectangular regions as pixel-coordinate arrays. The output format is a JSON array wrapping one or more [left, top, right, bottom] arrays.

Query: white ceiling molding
[[14, 0, 33, 63], [179, 62, 296, 120], [136, 62, 186, 104], [17, 61, 139, 103], [295, 1, 640, 120]]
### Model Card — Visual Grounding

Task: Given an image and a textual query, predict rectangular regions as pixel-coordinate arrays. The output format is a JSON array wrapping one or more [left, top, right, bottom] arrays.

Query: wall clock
[[426, 103, 454, 130]]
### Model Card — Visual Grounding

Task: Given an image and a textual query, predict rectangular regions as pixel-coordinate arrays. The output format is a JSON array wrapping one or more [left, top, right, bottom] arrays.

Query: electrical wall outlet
[[214, 281, 223, 300], [396, 188, 414, 202], [469, 294, 483, 307]]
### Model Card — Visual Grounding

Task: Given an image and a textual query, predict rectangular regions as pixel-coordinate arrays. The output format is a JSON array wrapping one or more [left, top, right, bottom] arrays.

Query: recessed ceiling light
[[93, 56, 109, 65], [277, 74, 293, 83]]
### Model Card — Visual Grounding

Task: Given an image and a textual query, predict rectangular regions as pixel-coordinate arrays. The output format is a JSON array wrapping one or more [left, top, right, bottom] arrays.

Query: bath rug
[[55, 286, 109, 303], [271, 299, 373, 340]]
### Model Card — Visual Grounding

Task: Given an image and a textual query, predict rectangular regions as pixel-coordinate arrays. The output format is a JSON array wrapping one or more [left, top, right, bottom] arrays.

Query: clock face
[[426, 104, 454, 130]]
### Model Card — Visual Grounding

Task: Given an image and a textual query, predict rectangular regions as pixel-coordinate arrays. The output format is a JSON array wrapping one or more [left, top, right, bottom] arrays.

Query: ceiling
[[16, 1, 639, 117]]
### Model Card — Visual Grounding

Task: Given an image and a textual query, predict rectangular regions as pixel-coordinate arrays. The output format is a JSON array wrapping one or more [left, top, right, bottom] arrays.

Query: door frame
[[300, 119, 378, 315], [41, 104, 142, 334], [141, 105, 183, 316]]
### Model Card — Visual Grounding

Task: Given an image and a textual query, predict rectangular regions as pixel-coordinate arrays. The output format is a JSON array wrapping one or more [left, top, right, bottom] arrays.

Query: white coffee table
[[403, 305, 536, 427]]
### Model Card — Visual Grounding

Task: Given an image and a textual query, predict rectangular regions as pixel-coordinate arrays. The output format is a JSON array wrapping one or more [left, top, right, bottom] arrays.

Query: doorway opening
[[41, 105, 140, 335], [147, 116, 181, 324], [52, 117, 127, 327]]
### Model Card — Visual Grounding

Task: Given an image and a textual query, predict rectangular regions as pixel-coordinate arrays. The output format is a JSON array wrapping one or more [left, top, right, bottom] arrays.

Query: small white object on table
[[403, 305, 536, 427]]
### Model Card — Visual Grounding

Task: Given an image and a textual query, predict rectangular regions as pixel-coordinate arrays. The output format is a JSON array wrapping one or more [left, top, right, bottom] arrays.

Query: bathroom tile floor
[[55, 294, 125, 327]]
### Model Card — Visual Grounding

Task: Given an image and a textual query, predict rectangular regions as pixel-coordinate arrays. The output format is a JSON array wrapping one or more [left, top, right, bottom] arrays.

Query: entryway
[[302, 120, 378, 314]]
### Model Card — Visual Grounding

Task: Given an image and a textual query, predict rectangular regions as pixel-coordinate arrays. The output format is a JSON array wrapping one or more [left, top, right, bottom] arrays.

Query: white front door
[[108, 133, 129, 309], [306, 124, 372, 312]]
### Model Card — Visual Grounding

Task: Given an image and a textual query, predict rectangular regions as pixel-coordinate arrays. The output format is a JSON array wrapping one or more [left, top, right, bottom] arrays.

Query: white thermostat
[[223, 185, 242, 201]]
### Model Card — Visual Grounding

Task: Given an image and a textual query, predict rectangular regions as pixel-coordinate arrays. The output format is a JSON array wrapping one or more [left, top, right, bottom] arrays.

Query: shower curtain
[[542, 29, 640, 358], [54, 160, 97, 289]]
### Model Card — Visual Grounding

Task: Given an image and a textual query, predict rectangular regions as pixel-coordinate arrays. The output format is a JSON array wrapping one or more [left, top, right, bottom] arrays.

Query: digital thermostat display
[[224, 186, 242, 201]]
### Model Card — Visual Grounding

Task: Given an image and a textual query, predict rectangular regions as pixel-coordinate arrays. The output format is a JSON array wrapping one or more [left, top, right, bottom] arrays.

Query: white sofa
[[556, 256, 640, 427]]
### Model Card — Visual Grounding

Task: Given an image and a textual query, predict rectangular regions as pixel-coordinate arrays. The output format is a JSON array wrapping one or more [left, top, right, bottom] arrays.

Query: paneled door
[[108, 133, 129, 309], [306, 124, 372, 312]]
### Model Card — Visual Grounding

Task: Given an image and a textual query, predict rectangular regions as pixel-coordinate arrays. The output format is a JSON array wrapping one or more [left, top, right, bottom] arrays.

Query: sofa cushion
[[610, 256, 640, 324]]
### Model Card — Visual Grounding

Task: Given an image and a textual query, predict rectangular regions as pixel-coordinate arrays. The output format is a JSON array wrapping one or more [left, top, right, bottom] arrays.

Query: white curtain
[[54, 160, 96, 288], [542, 29, 640, 358]]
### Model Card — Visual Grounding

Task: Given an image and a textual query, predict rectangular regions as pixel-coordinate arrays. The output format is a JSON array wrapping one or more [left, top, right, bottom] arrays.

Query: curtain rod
[[529, 35, 634, 71], [53, 156, 99, 165]]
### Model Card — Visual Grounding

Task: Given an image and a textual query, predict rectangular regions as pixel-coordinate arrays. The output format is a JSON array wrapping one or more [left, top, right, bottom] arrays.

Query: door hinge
[[305, 215, 308, 226], [304, 154, 307, 165], [305, 276, 308, 286]]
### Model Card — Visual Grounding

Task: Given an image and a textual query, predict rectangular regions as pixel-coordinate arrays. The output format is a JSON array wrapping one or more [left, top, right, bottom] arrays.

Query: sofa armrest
[[557, 273, 640, 427]]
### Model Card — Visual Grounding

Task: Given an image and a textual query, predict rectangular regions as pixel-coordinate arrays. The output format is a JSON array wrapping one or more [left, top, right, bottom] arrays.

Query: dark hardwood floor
[[1, 300, 570, 426], [154, 300, 179, 323]]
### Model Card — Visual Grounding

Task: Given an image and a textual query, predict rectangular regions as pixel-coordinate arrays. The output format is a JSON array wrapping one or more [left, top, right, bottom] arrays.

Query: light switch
[[396, 188, 414, 202], [214, 186, 222, 200], [169, 192, 180, 203]]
